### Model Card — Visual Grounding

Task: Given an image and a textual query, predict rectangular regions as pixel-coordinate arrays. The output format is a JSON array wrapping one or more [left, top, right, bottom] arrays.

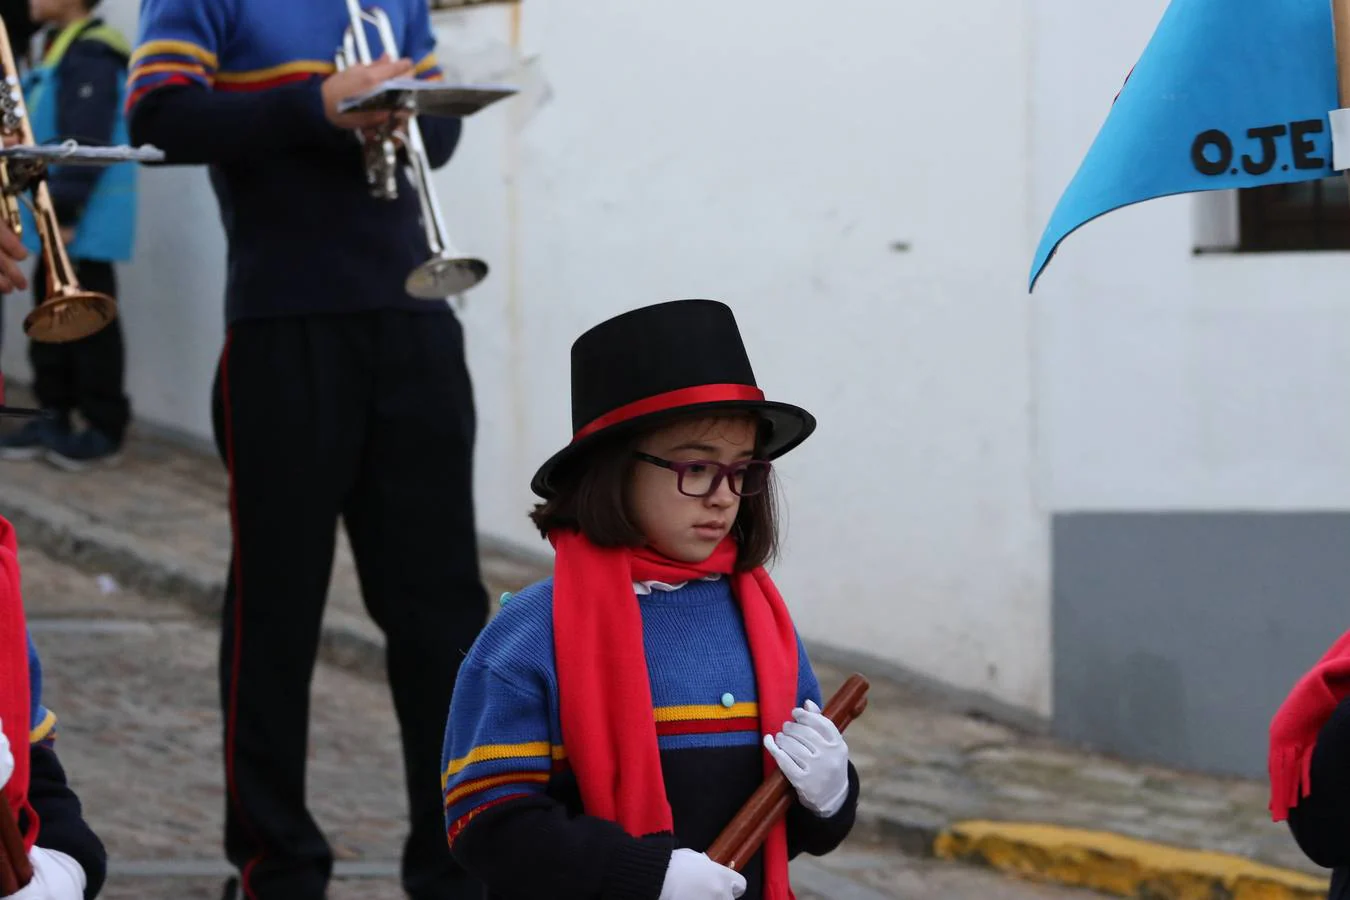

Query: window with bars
[[1237, 176, 1350, 252]]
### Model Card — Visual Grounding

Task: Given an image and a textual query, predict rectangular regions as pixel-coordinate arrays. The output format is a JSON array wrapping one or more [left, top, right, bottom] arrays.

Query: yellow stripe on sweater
[[444, 771, 550, 808], [130, 61, 211, 81], [29, 709, 55, 744], [130, 39, 218, 70], [442, 741, 566, 786], [214, 60, 335, 84], [654, 702, 758, 722]]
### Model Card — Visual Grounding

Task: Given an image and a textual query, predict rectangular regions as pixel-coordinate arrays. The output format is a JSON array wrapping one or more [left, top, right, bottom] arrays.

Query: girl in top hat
[[1269, 632, 1350, 899], [440, 299, 860, 899]]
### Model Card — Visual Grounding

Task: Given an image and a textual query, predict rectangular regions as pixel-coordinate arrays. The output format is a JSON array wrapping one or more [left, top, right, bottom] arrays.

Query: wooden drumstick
[[706, 673, 870, 872]]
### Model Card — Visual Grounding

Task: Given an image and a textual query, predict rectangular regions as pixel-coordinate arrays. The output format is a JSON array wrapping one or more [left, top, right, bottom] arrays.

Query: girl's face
[[629, 414, 759, 564]]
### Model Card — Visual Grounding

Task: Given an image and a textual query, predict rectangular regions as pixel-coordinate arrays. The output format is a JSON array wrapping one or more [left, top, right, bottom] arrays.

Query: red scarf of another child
[[551, 529, 799, 899], [1268, 630, 1350, 822], [0, 517, 36, 851]]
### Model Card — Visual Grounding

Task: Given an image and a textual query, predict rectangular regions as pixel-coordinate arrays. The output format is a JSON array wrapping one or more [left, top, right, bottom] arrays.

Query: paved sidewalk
[[0, 410, 1338, 900]]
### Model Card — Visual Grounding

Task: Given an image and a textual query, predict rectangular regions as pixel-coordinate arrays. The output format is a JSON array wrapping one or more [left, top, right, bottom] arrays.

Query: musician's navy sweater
[[124, 0, 463, 326], [440, 576, 860, 899]]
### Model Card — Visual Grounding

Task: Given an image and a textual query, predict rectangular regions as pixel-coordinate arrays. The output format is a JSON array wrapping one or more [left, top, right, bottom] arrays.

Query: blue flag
[[1029, 0, 1340, 291]]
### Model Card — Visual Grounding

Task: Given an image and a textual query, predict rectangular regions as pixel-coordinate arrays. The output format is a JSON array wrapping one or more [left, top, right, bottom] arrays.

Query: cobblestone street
[[16, 532, 1109, 899], [0, 404, 1330, 899]]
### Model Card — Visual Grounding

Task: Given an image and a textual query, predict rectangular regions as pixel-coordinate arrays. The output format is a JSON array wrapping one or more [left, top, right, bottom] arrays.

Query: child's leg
[[210, 314, 368, 899], [26, 256, 76, 418], [68, 259, 130, 445], [342, 308, 488, 900]]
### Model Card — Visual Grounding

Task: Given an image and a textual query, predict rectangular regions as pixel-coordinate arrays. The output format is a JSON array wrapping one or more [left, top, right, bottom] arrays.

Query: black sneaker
[[0, 416, 67, 461], [44, 426, 122, 472]]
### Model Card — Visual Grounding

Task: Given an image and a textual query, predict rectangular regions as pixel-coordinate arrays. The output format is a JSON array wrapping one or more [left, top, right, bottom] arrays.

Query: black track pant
[[210, 308, 489, 900], [30, 257, 130, 442]]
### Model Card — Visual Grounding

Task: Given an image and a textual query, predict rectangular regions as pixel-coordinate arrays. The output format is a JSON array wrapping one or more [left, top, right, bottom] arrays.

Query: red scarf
[[551, 530, 798, 898], [0, 518, 35, 851], [1268, 630, 1350, 822]]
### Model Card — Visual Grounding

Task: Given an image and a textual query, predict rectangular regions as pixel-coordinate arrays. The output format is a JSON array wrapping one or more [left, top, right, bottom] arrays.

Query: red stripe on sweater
[[655, 716, 760, 737], [215, 73, 321, 93], [448, 794, 534, 846], [125, 74, 193, 113]]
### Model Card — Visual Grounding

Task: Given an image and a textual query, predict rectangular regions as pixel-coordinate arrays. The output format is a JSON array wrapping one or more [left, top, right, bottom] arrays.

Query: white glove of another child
[[0, 716, 86, 900], [763, 699, 850, 818], [9, 847, 86, 900], [658, 848, 746, 899], [0, 721, 12, 792]]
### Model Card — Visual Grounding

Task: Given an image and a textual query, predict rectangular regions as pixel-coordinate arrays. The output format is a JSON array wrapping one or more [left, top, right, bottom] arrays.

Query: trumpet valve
[[5, 158, 45, 195], [0, 76, 22, 128], [362, 135, 399, 200]]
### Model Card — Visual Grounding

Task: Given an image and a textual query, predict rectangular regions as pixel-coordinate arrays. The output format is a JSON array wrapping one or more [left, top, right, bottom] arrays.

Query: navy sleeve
[[1287, 697, 1350, 868], [24, 636, 105, 899], [786, 762, 860, 858], [27, 744, 107, 900], [46, 41, 124, 226], [780, 647, 860, 857], [127, 0, 350, 164], [444, 660, 673, 898], [127, 81, 350, 165], [401, 0, 462, 168], [415, 114, 462, 170]]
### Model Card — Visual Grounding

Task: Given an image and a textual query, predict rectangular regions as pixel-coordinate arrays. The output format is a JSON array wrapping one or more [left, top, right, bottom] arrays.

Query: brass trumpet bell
[[15, 181, 119, 342], [23, 284, 116, 343], [406, 255, 488, 300], [0, 17, 119, 343]]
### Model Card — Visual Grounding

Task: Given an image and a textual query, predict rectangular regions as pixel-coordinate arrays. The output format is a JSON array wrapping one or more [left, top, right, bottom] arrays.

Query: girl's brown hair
[[529, 414, 781, 571]]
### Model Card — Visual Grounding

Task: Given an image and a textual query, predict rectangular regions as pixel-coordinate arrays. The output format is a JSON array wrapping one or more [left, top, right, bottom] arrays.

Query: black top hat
[[0, 373, 42, 420], [531, 299, 816, 498]]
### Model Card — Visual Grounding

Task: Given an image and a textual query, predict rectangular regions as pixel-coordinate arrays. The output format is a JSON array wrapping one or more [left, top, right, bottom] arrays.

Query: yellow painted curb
[[932, 820, 1329, 900]]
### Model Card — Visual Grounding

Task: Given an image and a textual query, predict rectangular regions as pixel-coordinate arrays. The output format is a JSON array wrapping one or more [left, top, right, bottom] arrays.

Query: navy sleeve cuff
[[25, 744, 106, 900], [601, 834, 674, 900], [786, 762, 860, 858]]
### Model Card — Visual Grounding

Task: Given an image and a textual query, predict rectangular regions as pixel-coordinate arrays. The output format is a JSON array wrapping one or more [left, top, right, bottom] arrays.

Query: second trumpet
[[336, 1, 490, 300]]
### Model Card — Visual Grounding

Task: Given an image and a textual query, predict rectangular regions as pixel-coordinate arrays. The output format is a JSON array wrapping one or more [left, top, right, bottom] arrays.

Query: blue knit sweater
[[440, 575, 860, 899]]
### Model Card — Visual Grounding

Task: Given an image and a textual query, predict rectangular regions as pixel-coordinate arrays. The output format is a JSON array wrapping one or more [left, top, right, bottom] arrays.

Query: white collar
[[633, 574, 722, 596]]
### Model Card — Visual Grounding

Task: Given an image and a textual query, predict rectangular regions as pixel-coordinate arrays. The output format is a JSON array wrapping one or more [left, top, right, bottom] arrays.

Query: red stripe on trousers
[[220, 331, 265, 899]]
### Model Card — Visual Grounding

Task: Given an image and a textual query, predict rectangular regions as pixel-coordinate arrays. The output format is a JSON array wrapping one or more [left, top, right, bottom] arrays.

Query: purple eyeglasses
[[633, 452, 772, 498]]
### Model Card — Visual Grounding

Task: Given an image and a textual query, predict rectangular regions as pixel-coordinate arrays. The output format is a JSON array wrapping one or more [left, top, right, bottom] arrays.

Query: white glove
[[0, 721, 12, 792], [763, 699, 850, 818], [9, 847, 86, 900], [658, 849, 746, 900]]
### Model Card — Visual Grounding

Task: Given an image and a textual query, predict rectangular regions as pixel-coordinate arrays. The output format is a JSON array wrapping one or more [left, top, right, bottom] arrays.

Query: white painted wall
[[455, 0, 1050, 715], [1032, 0, 1350, 513], [3, 0, 1052, 715]]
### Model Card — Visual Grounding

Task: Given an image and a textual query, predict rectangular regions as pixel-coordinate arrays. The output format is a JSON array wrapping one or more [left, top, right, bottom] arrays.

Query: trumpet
[[0, 16, 115, 343], [336, 1, 489, 299]]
